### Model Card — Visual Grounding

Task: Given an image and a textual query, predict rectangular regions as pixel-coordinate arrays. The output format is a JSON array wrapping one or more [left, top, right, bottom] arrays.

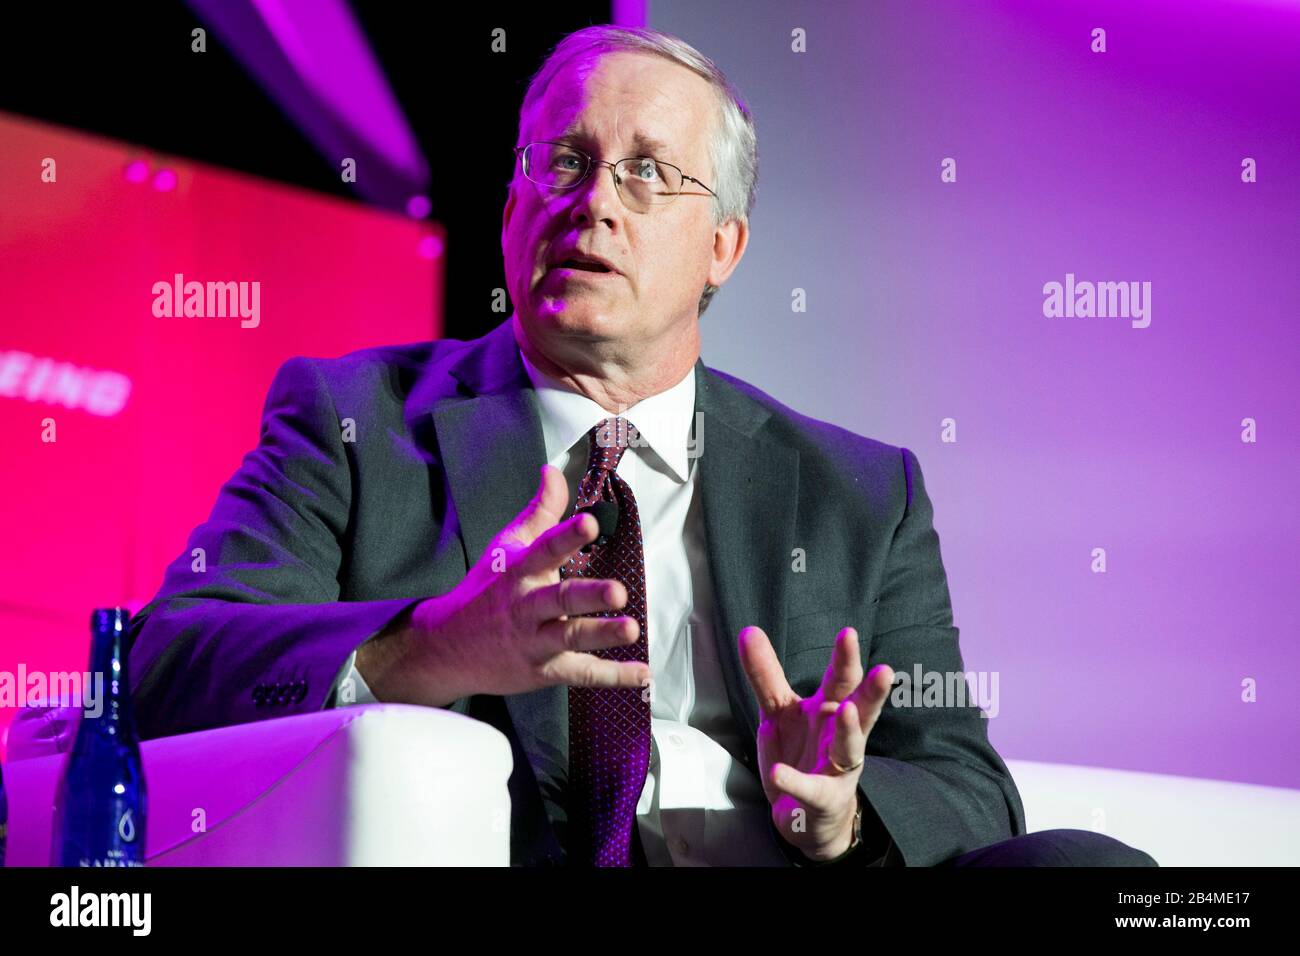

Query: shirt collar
[[518, 345, 697, 483]]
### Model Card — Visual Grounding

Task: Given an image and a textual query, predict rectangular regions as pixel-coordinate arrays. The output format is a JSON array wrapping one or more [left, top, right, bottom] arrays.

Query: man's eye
[[631, 160, 660, 181], [553, 152, 584, 171]]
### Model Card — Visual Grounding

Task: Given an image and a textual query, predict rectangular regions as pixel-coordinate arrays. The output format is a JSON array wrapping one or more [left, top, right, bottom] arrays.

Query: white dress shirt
[[333, 345, 790, 865]]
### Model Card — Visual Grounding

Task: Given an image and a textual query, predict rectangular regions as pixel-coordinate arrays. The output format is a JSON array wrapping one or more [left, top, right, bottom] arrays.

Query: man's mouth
[[551, 258, 614, 274]]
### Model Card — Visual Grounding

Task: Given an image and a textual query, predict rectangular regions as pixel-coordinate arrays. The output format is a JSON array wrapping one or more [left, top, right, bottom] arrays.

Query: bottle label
[[79, 858, 145, 867]]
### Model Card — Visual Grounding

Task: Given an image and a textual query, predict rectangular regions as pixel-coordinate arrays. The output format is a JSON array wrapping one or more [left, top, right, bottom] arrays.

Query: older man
[[129, 25, 1155, 867]]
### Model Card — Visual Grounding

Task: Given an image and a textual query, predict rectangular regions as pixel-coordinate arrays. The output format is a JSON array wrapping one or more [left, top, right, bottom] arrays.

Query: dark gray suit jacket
[[128, 317, 1026, 866]]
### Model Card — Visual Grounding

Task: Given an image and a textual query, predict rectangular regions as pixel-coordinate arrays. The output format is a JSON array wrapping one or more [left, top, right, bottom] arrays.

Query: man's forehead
[[550, 121, 675, 158], [531, 53, 710, 157]]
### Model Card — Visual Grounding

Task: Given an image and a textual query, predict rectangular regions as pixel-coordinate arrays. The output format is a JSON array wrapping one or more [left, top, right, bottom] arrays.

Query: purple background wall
[[649, 0, 1300, 787]]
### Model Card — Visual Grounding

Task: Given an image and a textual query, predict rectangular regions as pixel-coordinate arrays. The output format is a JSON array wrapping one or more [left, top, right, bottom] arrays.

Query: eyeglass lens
[[523, 143, 683, 209]]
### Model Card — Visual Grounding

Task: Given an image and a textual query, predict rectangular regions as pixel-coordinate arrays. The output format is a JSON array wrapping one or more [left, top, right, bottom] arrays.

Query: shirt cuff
[[328, 649, 379, 707], [770, 790, 892, 867]]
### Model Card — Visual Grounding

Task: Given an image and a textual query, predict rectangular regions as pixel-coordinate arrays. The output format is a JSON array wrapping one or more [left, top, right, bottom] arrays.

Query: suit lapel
[[694, 362, 800, 740], [428, 322, 547, 576], [423, 321, 566, 773]]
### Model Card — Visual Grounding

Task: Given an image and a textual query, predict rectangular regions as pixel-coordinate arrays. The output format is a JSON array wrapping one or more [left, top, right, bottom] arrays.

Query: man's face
[[502, 51, 727, 354]]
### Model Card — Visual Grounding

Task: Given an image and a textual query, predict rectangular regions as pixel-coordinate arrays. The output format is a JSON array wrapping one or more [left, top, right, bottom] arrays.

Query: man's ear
[[707, 216, 749, 288], [501, 185, 516, 255]]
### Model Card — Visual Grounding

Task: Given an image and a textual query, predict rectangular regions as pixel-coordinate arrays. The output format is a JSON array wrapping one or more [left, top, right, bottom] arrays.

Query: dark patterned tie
[[562, 416, 652, 866]]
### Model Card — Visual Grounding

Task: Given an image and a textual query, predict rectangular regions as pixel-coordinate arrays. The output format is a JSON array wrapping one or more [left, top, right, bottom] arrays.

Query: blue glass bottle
[[50, 608, 147, 867]]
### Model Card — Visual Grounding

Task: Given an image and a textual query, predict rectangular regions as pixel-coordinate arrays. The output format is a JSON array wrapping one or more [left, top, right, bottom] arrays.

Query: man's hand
[[357, 464, 649, 706], [738, 625, 894, 861]]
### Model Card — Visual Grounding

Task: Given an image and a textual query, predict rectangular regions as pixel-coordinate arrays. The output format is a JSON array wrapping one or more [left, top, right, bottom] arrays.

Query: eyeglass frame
[[513, 140, 719, 210]]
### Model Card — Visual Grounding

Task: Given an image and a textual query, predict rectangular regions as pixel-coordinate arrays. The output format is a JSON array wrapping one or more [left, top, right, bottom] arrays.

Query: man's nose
[[569, 162, 624, 226]]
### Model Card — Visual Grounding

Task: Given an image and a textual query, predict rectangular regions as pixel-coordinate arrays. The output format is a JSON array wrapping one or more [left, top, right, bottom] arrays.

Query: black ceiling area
[[0, 2, 616, 341]]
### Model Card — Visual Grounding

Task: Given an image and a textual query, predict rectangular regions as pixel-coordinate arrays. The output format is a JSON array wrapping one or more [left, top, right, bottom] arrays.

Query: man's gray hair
[[516, 25, 758, 317]]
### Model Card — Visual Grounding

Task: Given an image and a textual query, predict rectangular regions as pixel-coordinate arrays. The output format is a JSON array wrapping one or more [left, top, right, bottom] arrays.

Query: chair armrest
[[1006, 759, 1300, 866], [3, 703, 513, 866]]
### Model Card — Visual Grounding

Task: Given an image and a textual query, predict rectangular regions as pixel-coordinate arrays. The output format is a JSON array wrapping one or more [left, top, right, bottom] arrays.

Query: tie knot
[[586, 416, 638, 473]]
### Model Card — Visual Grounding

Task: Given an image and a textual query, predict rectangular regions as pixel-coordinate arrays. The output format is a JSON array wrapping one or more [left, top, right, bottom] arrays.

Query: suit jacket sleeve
[[127, 356, 427, 741], [854, 447, 1027, 865]]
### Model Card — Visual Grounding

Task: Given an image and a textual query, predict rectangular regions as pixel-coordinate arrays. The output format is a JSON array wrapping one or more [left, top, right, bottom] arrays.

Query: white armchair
[[2, 704, 514, 866], [5, 703, 1297, 865], [1005, 759, 1300, 867]]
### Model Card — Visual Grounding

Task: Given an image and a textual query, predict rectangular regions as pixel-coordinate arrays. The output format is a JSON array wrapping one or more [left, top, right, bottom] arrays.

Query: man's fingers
[[828, 699, 867, 775], [546, 652, 651, 690], [847, 663, 895, 735], [503, 464, 570, 547], [523, 576, 628, 623], [818, 627, 863, 703], [737, 625, 796, 716], [768, 762, 835, 812], [537, 614, 640, 655], [516, 509, 599, 578]]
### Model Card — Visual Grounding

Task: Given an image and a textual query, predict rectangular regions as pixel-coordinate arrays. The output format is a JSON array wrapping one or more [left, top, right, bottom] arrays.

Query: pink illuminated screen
[[0, 112, 443, 755]]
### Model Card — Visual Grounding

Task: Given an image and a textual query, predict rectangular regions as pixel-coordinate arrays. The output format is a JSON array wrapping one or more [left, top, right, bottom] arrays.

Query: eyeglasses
[[514, 141, 718, 213]]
